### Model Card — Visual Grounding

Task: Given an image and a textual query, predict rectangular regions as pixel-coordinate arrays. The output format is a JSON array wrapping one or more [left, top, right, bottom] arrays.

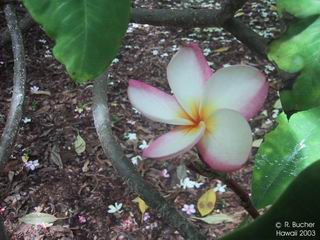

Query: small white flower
[[203, 48, 211, 56], [24, 160, 39, 171], [139, 140, 149, 150], [107, 202, 123, 214], [22, 117, 31, 124], [181, 204, 196, 215], [124, 133, 137, 141], [161, 169, 170, 178], [127, 120, 136, 125], [30, 86, 39, 93], [131, 155, 142, 165], [179, 177, 203, 189], [213, 182, 227, 193], [112, 58, 119, 64], [132, 107, 140, 114], [160, 53, 169, 58], [74, 106, 84, 114], [152, 50, 159, 55], [143, 212, 150, 221]]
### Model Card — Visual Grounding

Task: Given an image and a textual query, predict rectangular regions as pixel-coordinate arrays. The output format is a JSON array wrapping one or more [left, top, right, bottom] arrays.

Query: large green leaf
[[23, 0, 130, 82], [268, 0, 320, 112], [252, 107, 320, 208], [222, 160, 320, 240], [277, 0, 320, 18]]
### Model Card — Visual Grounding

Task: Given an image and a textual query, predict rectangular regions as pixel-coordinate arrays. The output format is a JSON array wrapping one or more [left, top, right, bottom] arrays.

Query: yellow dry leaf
[[234, 11, 245, 17], [213, 47, 230, 53], [197, 189, 216, 217], [133, 197, 149, 215], [22, 153, 29, 163]]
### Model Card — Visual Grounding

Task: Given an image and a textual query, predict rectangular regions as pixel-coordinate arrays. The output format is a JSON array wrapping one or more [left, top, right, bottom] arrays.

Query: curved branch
[[0, 12, 34, 47], [0, 4, 26, 166], [223, 18, 268, 57], [92, 73, 206, 240]]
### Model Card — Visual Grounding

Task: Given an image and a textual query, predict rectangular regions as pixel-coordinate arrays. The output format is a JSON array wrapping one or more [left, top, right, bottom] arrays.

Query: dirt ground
[[0, 0, 282, 239]]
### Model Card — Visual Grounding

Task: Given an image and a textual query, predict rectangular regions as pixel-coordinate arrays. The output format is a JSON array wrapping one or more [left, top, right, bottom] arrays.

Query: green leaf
[[252, 107, 320, 208], [23, 0, 130, 82], [277, 0, 320, 18], [192, 214, 234, 224], [222, 160, 320, 240], [268, 1, 320, 112], [74, 134, 86, 155], [20, 212, 58, 225]]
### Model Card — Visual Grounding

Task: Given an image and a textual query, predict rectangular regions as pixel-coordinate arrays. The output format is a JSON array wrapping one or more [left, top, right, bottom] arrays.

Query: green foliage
[[268, 0, 320, 112], [252, 107, 320, 208], [277, 0, 320, 18], [23, 0, 130, 82], [222, 160, 320, 240]]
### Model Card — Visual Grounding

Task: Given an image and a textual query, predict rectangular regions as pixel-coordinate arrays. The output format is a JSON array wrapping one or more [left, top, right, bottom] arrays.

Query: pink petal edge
[[128, 79, 172, 100], [239, 71, 268, 120], [197, 143, 250, 172], [143, 123, 206, 160], [182, 43, 213, 82]]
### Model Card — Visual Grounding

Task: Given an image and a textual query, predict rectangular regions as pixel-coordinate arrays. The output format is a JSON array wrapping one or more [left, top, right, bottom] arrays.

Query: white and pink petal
[[203, 65, 268, 120], [143, 122, 206, 160], [197, 109, 252, 172], [128, 80, 192, 125], [167, 44, 213, 118]]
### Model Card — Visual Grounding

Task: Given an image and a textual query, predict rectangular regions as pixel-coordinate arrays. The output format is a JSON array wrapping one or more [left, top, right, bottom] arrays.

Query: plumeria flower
[[24, 160, 39, 171], [30, 85, 40, 93], [78, 215, 87, 224], [128, 44, 268, 171], [161, 169, 170, 178], [179, 177, 203, 189], [131, 155, 142, 165], [124, 132, 137, 141], [143, 212, 151, 221], [22, 117, 31, 124], [181, 204, 196, 215], [213, 182, 227, 193], [139, 140, 149, 150], [107, 202, 123, 214]]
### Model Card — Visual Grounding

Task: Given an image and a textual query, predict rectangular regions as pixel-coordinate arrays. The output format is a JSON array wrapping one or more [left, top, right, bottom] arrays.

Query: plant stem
[[224, 175, 260, 219], [188, 160, 260, 219]]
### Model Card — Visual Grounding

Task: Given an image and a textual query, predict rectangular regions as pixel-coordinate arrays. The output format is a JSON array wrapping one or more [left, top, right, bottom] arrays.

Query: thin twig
[[224, 176, 260, 219], [0, 4, 26, 166], [188, 160, 260, 219], [92, 73, 206, 240]]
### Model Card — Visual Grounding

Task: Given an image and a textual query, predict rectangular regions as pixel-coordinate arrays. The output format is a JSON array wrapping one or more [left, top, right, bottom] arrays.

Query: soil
[[0, 0, 282, 239]]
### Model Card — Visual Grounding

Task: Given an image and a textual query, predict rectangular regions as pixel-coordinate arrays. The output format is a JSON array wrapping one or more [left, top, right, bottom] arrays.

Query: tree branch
[[0, 4, 26, 166], [92, 73, 206, 240], [223, 18, 268, 58], [0, 12, 34, 47], [131, 0, 247, 27]]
